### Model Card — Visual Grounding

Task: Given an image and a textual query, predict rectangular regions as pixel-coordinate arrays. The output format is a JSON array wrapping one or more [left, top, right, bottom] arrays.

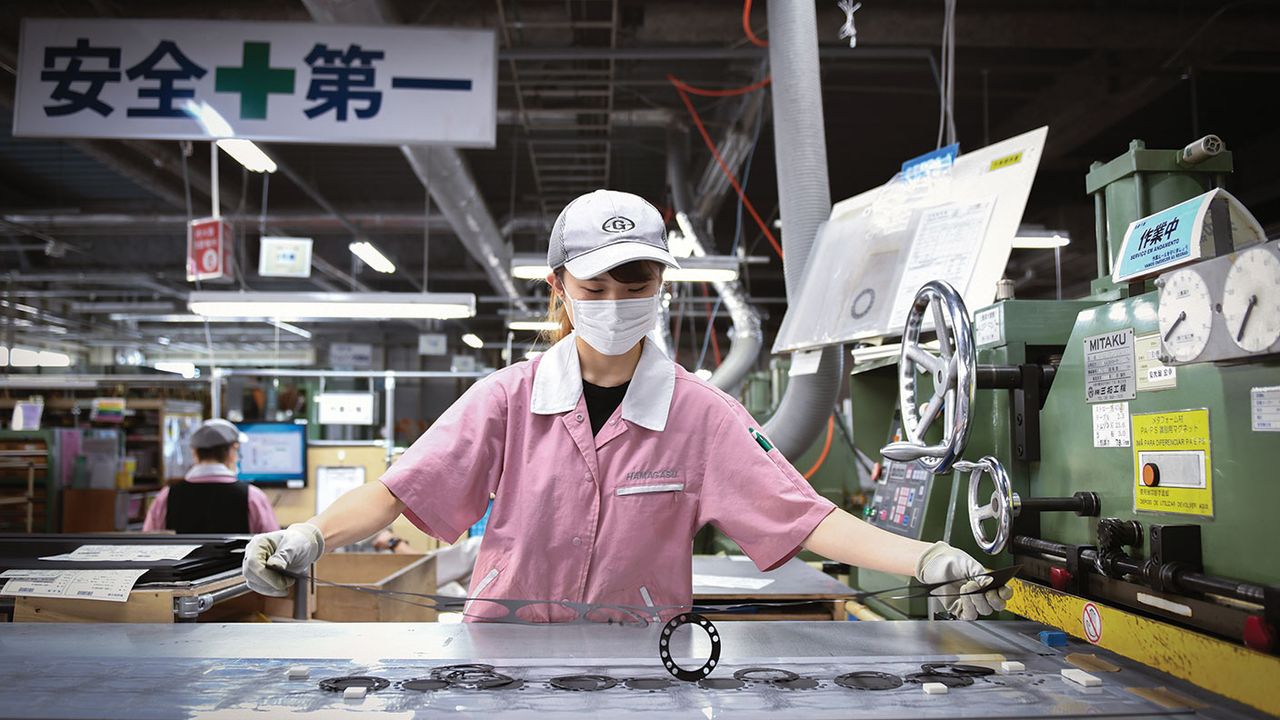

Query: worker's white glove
[[915, 541, 1013, 620], [242, 523, 325, 597]]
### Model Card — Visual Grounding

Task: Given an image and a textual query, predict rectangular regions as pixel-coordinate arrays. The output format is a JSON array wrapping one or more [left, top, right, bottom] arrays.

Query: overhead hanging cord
[[935, 0, 958, 149], [667, 74, 783, 260], [742, 0, 768, 47]]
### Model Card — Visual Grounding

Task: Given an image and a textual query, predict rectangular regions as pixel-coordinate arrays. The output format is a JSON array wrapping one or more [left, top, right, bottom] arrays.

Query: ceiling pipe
[[1, 212, 456, 234], [760, 0, 845, 461], [666, 126, 762, 396], [301, 0, 527, 312]]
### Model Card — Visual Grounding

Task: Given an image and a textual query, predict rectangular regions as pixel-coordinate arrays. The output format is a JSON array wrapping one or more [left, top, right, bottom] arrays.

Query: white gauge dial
[[1158, 269, 1213, 362], [1222, 247, 1280, 352]]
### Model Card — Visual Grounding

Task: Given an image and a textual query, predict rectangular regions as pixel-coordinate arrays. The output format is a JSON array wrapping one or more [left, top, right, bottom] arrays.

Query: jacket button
[[575, 413, 584, 422], [572, 536, 582, 546]]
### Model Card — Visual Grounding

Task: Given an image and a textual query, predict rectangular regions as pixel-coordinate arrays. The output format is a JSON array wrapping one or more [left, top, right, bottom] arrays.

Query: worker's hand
[[242, 523, 325, 597], [915, 541, 1014, 620]]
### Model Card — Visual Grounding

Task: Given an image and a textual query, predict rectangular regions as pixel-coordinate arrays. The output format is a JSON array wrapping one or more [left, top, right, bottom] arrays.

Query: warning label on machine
[[1135, 333, 1177, 392], [1132, 409, 1213, 517], [1084, 328, 1136, 403]]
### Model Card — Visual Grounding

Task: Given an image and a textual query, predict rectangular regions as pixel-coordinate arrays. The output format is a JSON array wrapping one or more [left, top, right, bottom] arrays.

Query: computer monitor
[[236, 422, 308, 487]]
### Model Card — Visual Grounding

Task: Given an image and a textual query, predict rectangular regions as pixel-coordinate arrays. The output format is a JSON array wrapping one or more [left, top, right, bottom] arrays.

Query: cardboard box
[[313, 553, 437, 622]]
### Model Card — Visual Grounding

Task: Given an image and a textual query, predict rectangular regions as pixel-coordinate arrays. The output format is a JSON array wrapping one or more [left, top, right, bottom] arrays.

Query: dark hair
[[195, 443, 234, 464], [542, 260, 663, 345]]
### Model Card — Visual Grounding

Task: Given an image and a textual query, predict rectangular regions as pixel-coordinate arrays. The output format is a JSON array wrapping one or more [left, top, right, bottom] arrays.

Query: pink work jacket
[[380, 333, 835, 622]]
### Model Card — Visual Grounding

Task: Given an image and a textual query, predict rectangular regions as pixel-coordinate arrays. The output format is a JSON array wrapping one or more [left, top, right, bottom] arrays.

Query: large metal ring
[[657, 613, 721, 682], [960, 456, 1017, 555], [880, 281, 976, 474]]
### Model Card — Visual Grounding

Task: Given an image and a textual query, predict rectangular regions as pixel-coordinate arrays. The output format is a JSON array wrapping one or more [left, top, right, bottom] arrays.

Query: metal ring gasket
[[733, 667, 801, 683], [549, 674, 619, 692], [904, 671, 974, 688], [920, 662, 995, 677], [400, 678, 452, 692], [657, 612, 721, 682], [318, 676, 391, 693], [833, 671, 904, 691]]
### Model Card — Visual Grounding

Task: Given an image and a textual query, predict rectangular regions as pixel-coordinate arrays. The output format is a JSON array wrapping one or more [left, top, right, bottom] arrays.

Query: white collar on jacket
[[530, 332, 674, 432]]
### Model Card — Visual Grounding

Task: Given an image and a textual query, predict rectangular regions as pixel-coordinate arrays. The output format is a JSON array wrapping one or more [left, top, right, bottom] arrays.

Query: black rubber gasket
[[318, 676, 391, 693], [549, 674, 619, 692], [698, 677, 745, 690], [733, 667, 800, 683], [450, 673, 518, 690], [775, 677, 820, 690], [921, 663, 996, 677], [834, 671, 904, 691], [429, 663, 495, 679], [905, 672, 974, 688], [401, 678, 451, 692], [625, 678, 674, 691], [658, 612, 721, 682]]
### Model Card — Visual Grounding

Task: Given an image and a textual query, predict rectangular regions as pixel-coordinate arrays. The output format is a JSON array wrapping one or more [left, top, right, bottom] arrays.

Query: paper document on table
[[692, 574, 775, 591], [0, 569, 148, 602], [888, 196, 997, 330], [38, 544, 201, 562]]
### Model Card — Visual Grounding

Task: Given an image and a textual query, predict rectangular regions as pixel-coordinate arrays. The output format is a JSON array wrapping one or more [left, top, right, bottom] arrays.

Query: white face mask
[[569, 294, 659, 356]]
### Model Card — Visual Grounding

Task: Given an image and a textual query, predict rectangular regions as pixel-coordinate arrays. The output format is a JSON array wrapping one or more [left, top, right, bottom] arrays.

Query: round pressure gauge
[[1157, 269, 1213, 362], [1221, 247, 1280, 353]]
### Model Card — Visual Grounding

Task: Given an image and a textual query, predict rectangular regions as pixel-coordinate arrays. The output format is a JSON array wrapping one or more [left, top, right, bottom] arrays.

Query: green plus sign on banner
[[215, 41, 295, 120]]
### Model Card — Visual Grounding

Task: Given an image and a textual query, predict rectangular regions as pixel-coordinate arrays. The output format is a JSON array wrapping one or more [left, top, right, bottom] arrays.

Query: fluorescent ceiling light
[[663, 267, 739, 283], [268, 319, 313, 339], [217, 139, 277, 173], [694, 368, 713, 380], [349, 241, 397, 274], [189, 291, 476, 320], [182, 100, 276, 173], [667, 230, 697, 259], [508, 320, 560, 332], [1012, 228, 1070, 249], [461, 333, 484, 349], [70, 301, 175, 314], [152, 361, 200, 379], [524, 350, 544, 359], [511, 254, 739, 283], [9, 347, 39, 367], [37, 350, 72, 367]]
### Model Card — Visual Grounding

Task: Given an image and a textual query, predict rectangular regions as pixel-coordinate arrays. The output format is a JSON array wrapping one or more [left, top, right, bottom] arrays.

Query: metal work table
[[692, 555, 855, 620], [0, 620, 1265, 718]]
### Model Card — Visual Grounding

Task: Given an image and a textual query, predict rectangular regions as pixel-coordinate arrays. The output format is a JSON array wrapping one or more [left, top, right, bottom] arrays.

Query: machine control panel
[[1157, 239, 1280, 364], [867, 460, 933, 538]]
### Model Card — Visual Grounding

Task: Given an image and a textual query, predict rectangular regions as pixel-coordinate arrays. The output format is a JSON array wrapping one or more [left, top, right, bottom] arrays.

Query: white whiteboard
[[773, 126, 1048, 352]]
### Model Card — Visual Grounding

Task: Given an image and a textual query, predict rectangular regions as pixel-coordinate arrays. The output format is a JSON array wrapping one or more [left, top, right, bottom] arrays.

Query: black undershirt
[[582, 380, 629, 436]]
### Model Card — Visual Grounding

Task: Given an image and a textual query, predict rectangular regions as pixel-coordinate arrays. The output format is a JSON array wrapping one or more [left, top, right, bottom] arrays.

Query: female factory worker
[[243, 190, 1011, 622], [145, 419, 281, 534]]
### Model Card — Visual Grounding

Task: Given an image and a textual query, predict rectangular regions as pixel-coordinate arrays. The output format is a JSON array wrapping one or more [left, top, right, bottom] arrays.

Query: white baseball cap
[[190, 418, 249, 449], [547, 189, 680, 279]]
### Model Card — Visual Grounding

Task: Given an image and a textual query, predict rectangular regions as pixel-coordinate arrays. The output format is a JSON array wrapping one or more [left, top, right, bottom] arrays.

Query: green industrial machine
[[848, 133, 1280, 683]]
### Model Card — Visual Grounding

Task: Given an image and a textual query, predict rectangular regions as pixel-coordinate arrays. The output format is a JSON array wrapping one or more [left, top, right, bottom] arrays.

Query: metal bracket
[[1012, 364, 1043, 461], [1145, 524, 1203, 593], [1064, 544, 1093, 597]]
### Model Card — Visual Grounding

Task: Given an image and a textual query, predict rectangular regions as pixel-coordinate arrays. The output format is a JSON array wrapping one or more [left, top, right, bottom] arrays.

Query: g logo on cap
[[601, 216, 636, 233]]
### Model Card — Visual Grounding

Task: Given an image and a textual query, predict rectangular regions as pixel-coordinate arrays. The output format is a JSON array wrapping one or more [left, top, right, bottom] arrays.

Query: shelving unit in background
[[0, 431, 58, 533]]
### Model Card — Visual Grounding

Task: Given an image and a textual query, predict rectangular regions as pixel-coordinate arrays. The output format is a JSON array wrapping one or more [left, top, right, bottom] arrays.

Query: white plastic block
[[1000, 661, 1025, 673], [1061, 668, 1101, 687], [922, 682, 949, 695], [287, 666, 310, 680], [343, 686, 368, 700]]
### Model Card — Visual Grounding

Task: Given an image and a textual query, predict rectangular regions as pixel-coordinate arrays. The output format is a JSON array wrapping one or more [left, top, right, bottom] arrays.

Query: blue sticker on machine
[[1113, 192, 1208, 282]]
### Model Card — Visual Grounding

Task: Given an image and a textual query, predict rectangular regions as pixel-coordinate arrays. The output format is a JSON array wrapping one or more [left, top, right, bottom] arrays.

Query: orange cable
[[803, 415, 836, 480], [668, 75, 784, 260], [743, 0, 768, 47]]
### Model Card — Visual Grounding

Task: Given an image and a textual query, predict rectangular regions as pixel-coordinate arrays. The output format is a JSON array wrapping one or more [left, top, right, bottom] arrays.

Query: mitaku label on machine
[[1132, 409, 1213, 518], [1083, 328, 1136, 403]]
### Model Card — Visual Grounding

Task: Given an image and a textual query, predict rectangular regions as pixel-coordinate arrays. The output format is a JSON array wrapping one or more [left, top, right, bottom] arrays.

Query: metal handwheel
[[959, 456, 1018, 556], [880, 281, 976, 474]]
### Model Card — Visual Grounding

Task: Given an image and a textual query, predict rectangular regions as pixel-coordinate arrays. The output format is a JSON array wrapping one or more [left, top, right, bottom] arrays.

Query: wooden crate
[[314, 553, 437, 622]]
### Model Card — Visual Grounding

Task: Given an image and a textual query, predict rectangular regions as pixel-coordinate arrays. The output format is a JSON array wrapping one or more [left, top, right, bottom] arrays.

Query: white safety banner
[[14, 18, 497, 147]]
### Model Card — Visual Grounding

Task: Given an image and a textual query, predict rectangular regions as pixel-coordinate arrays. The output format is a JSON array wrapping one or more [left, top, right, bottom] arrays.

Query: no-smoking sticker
[[1082, 602, 1102, 644]]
